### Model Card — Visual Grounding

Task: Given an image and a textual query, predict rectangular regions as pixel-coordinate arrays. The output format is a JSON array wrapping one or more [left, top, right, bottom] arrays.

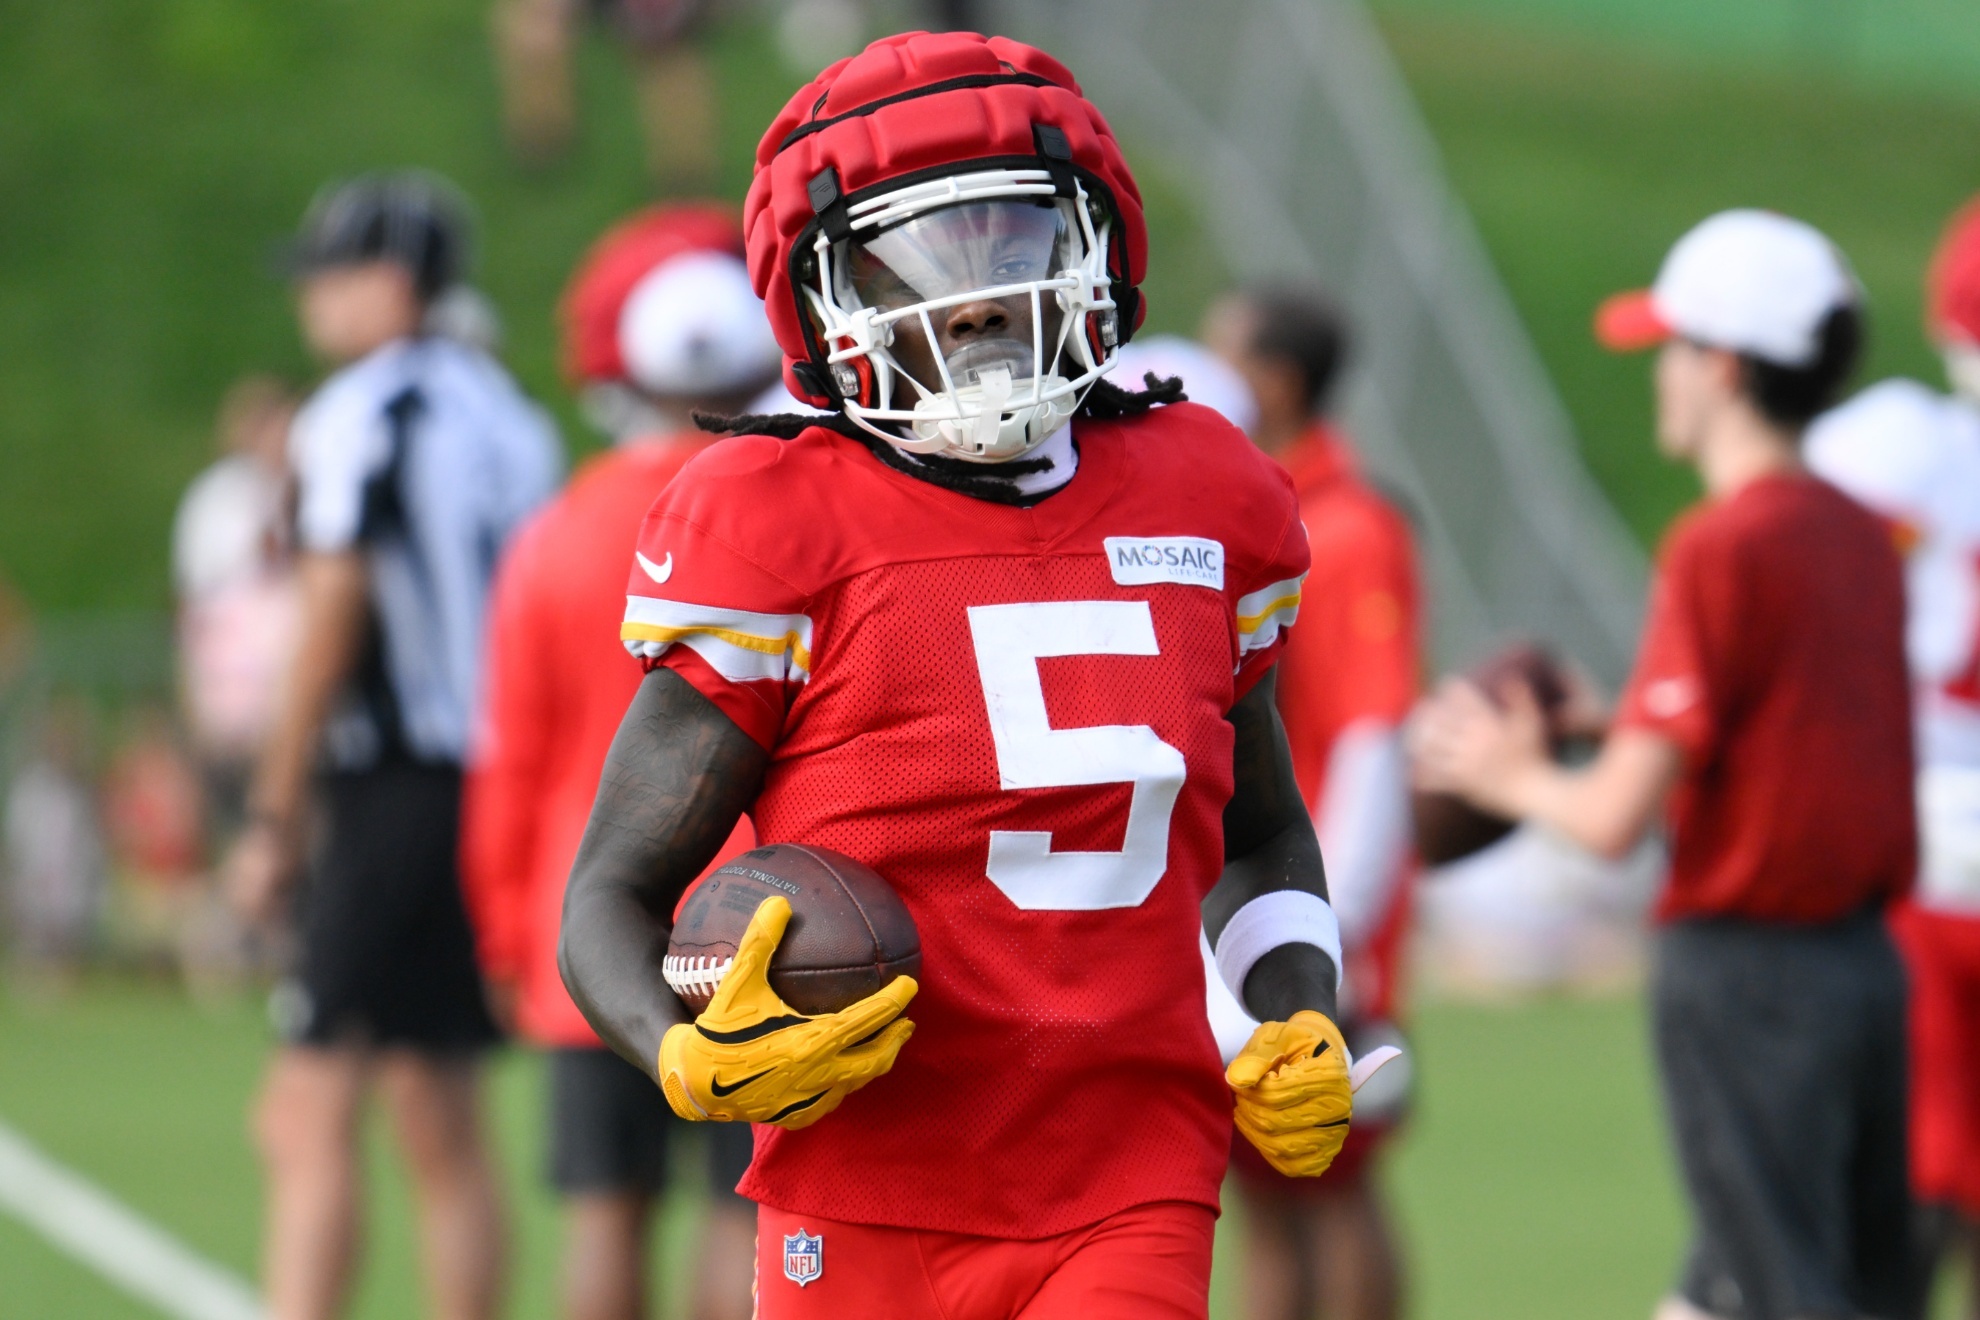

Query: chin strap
[[970, 368, 1015, 454]]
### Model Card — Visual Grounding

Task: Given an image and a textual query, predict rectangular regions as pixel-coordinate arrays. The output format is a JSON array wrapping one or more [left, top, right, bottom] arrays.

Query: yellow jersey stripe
[[620, 621, 814, 675], [1235, 589, 1302, 634]]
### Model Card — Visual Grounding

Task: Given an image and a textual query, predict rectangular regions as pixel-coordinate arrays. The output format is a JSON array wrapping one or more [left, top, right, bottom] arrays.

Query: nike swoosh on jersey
[[710, 1068, 772, 1098], [637, 551, 674, 584]]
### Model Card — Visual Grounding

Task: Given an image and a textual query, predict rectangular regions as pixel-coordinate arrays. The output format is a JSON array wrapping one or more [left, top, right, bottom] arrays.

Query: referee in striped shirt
[[226, 173, 560, 1320]]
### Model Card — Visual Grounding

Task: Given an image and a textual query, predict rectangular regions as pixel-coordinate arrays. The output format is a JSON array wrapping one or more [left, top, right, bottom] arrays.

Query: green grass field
[[2, 983, 1968, 1318], [0, 983, 1691, 1320]]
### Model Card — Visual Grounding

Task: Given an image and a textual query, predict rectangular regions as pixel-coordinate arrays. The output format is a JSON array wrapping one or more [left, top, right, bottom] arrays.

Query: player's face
[[297, 261, 423, 365], [1203, 296, 1302, 444], [1654, 339, 1717, 459], [846, 200, 1071, 394]]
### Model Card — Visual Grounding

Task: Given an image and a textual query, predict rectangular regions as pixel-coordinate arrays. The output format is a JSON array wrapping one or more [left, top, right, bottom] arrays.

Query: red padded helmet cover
[[743, 31, 1149, 404], [1929, 196, 1980, 346], [561, 202, 747, 385]]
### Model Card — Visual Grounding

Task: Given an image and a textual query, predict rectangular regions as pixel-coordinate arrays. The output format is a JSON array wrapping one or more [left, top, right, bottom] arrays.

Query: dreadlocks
[[693, 373, 1189, 507], [1081, 371, 1188, 419]]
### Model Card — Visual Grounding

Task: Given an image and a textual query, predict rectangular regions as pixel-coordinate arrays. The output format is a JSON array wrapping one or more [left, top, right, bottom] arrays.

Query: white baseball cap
[[1595, 209, 1860, 367], [619, 251, 783, 397], [1113, 335, 1260, 433]]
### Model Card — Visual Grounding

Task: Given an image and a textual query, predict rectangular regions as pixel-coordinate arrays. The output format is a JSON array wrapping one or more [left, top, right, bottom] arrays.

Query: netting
[[987, 0, 1649, 687]]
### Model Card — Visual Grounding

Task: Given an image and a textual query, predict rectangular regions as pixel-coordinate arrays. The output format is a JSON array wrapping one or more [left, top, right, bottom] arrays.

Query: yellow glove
[[1227, 1009, 1354, 1178], [659, 896, 917, 1130]]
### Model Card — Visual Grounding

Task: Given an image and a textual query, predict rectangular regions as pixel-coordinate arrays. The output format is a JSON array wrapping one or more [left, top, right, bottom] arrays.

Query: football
[[663, 843, 922, 1017], [1411, 643, 1575, 867]]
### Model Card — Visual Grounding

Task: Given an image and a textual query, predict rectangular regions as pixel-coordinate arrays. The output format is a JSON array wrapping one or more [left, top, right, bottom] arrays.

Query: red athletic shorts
[[752, 1200, 1215, 1319], [1894, 904, 1980, 1218]]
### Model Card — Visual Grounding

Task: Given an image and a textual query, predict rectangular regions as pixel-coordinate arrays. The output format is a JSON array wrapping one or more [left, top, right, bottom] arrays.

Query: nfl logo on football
[[783, 1229, 823, 1287]]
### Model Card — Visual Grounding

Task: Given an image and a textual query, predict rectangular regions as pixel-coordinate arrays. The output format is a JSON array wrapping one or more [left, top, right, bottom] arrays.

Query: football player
[[558, 31, 1388, 1320], [1804, 196, 1980, 1317], [1206, 288, 1418, 1320], [462, 204, 778, 1320]]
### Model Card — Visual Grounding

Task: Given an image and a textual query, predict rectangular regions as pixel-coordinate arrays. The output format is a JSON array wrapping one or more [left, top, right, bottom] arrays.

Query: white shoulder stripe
[[1234, 573, 1305, 654], [620, 595, 814, 684]]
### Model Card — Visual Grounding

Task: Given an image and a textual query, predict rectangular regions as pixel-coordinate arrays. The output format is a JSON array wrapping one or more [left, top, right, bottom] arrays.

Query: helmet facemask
[[801, 168, 1121, 463]]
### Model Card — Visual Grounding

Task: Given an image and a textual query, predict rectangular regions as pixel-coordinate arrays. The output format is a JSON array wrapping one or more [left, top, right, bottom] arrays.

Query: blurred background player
[[1205, 287, 1418, 1320], [1412, 211, 1927, 1320], [225, 172, 561, 1320], [1804, 195, 1980, 1318], [492, 0, 715, 186], [170, 377, 303, 988], [461, 203, 777, 1320], [4, 696, 105, 988], [173, 375, 302, 834]]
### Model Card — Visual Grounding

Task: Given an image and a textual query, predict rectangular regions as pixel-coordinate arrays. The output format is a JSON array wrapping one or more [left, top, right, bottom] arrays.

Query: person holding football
[[558, 30, 1390, 1319], [1412, 211, 1927, 1320]]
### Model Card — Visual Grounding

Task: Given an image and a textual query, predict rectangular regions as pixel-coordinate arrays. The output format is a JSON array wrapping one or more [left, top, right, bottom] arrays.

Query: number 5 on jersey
[[967, 601, 1186, 911]]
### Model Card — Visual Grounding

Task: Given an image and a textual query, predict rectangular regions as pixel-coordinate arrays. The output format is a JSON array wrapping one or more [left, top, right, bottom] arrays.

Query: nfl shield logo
[[782, 1229, 823, 1287]]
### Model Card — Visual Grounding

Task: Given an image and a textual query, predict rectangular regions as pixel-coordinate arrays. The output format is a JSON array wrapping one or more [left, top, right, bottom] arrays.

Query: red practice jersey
[[463, 437, 754, 1049], [619, 403, 1308, 1238], [1616, 473, 1915, 924], [1272, 423, 1419, 1020]]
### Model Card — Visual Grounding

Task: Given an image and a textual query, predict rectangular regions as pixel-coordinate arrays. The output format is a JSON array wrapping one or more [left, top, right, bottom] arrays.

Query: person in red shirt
[[1412, 211, 1927, 1320], [556, 32, 1399, 1320], [460, 204, 776, 1320], [1204, 289, 1418, 1320]]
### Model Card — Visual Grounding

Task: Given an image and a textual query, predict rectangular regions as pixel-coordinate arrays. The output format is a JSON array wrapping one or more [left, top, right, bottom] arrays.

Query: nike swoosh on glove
[[1227, 1009, 1357, 1178], [658, 895, 917, 1130]]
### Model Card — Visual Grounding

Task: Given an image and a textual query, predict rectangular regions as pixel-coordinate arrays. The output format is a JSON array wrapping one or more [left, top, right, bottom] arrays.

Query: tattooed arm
[[559, 668, 768, 1070], [1203, 669, 1340, 1022]]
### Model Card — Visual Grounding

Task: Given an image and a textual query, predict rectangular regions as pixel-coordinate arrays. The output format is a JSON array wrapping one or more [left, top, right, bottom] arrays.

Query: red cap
[[560, 203, 745, 385], [1593, 290, 1673, 352], [1928, 196, 1980, 346]]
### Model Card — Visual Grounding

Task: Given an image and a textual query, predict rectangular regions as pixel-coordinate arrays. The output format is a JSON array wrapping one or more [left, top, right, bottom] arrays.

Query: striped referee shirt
[[290, 335, 561, 771]]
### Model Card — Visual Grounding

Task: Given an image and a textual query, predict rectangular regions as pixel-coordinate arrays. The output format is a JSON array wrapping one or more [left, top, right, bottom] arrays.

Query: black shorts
[[1653, 912, 1931, 1320], [548, 1047, 754, 1201], [279, 763, 499, 1052]]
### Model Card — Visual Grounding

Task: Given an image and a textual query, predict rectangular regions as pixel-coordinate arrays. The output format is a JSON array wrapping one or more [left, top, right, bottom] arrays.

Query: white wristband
[[1213, 890, 1343, 1010]]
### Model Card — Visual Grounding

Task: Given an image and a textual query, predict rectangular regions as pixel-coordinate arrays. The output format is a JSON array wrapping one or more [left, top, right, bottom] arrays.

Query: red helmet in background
[[561, 203, 777, 394], [743, 31, 1149, 462], [1928, 196, 1980, 347]]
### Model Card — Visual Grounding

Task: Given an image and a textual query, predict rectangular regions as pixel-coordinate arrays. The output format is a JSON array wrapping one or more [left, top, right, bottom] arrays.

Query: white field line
[[0, 1117, 265, 1320]]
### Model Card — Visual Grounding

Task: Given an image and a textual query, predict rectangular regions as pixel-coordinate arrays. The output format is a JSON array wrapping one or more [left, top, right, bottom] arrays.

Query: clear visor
[[846, 200, 1073, 312], [805, 172, 1117, 462]]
